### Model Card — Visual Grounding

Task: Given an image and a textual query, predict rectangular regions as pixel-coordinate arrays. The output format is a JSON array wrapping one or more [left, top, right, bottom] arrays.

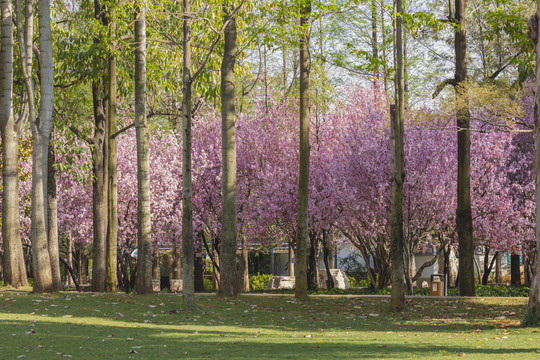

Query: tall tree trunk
[[91, 84, 108, 292], [105, 18, 118, 292], [134, 1, 152, 294], [47, 129, 62, 291], [390, 0, 406, 312], [527, 9, 540, 322], [220, 0, 239, 297], [455, 0, 475, 297], [30, 0, 54, 293], [295, 0, 311, 302], [91, 0, 109, 292], [182, 0, 195, 307], [1, 0, 29, 288], [105, 23, 118, 292]]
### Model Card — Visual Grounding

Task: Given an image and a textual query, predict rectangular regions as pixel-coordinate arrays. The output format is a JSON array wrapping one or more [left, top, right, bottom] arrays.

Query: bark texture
[[455, 0, 475, 297], [105, 20, 118, 292], [0, 0, 27, 288], [47, 129, 62, 291], [91, 0, 109, 292], [528, 8, 540, 322], [135, 2, 153, 294], [390, 105, 405, 312], [389, 0, 406, 311], [31, 0, 54, 293], [295, 0, 311, 302], [219, 0, 239, 297], [182, 0, 195, 307]]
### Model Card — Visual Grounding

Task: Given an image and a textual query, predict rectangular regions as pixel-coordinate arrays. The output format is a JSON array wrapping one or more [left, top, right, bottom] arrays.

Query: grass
[[0, 291, 539, 359]]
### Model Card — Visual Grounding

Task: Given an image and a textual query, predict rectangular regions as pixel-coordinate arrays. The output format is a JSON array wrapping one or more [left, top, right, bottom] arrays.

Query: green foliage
[[310, 284, 529, 297], [348, 276, 360, 287], [203, 278, 213, 292], [249, 273, 272, 291]]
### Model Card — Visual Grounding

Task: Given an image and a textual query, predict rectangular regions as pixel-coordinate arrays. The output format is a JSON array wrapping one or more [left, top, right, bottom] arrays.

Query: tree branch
[[412, 242, 447, 282], [432, 78, 456, 99], [111, 123, 135, 139], [69, 126, 92, 144]]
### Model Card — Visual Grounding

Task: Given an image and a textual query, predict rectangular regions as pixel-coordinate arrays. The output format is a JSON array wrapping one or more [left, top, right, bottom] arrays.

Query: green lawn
[[0, 291, 539, 359]]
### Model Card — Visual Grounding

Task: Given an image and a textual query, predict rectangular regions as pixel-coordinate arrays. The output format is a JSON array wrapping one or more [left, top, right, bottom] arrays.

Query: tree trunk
[[134, 1, 153, 295], [524, 255, 532, 287], [0, 0, 28, 289], [213, 241, 221, 290], [66, 235, 73, 286], [90, 1, 109, 292], [481, 249, 498, 285], [182, 0, 195, 307], [194, 252, 204, 292], [105, 20, 118, 292], [295, 0, 311, 302], [380, 0, 388, 93], [288, 242, 295, 276], [495, 252, 502, 283], [308, 233, 319, 289], [371, 0, 379, 80], [511, 253, 521, 287], [527, 8, 540, 322], [78, 243, 84, 285], [455, 0, 475, 297], [172, 238, 181, 280], [403, 243, 413, 295], [242, 238, 249, 292], [47, 129, 62, 291], [220, 0, 239, 297], [390, 0, 406, 312], [30, 0, 54, 293], [322, 231, 334, 290], [91, 82, 108, 291], [152, 253, 159, 280]]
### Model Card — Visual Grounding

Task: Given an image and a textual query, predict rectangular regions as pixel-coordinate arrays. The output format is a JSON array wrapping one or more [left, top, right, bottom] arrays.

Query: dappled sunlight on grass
[[0, 292, 539, 359]]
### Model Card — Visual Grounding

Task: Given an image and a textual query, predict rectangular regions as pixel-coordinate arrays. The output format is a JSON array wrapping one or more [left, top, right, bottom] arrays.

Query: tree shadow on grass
[[0, 317, 538, 359]]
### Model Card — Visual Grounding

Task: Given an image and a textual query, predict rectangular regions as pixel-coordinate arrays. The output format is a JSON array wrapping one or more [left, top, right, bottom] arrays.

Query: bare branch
[[111, 123, 135, 139], [432, 78, 456, 99]]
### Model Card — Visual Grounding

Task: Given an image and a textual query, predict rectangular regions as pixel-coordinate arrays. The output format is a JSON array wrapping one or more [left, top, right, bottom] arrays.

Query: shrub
[[203, 278, 213, 292], [249, 273, 272, 291], [348, 277, 359, 287]]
